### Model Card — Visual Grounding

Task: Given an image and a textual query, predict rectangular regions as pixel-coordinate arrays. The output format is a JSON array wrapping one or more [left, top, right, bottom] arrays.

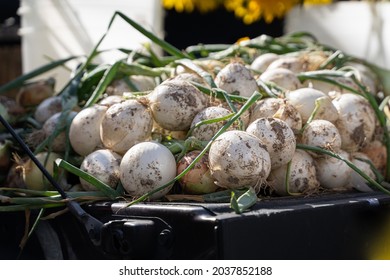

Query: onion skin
[[208, 130, 271, 189], [119, 141, 176, 200], [177, 150, 218, 195]]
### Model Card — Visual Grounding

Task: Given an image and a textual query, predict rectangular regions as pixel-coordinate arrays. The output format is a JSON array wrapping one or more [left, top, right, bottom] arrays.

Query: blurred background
[[1, 0, 389, 91]]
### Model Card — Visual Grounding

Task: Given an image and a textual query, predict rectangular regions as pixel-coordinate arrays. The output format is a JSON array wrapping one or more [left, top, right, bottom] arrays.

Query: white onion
[[267, 149, 319, 196], [270, 100, 303, 133], [250, 53, 279, 72], [119, 141, 176, 200], [300, 119, 342, 157], [33, 96, 62, 124], [332, 93, 376, 152], [315, 150, 352, 191], [347, 152, 376, 192], [249, 98, 302, 133], [190, 106, 233, 141], [79, 149, 122, 191], [285, 87, 339, 124], [246, 117, 296, 170], [69, 104, 107, 156], [258, 68, 301, 91], [249, 98, 285, 124], [214, 62, 258, 98], [98, 95, 124, 106], [148, 80, 209, 131], [208, 130, 271, 189], [42, 111, 77, 152], [100, 99, 153, 154]]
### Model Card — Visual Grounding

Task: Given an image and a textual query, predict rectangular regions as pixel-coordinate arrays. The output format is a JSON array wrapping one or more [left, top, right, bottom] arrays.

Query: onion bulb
[[69, 104, 107, 156], [285, 87, 339, 124], [347, 152, 376, 193], [79, 149, 122, 191], [33, 96, 62, 124], [214, 62, 258, 98], [208, 130, 271, 189], [332, 93, 376, 153], [300, 119, 342, 157], [21, 152, 61, 191], [148, 80, 209, 131], [315, 150, 352, 191], [246, 117, 296, 170], [250, 53, 279, 73], [190, 106, 234, 141], [249, 98, 285, 124], [258, 68, 301, 91], [267, 149, 320, 196], [119, 141, 176, 200], [100, 99, 153, 154], [176, 150, 218, 194], [41, 111, 77, 152]]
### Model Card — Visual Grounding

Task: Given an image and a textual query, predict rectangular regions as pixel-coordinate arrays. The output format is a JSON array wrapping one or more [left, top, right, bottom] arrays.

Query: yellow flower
[[162, 0, 333, 23], [225, 0, 296, 24], [162, 0, 221, 13]]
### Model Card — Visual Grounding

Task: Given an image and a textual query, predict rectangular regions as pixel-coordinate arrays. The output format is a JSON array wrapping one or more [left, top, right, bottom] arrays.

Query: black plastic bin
[[3, 191, 390, 260]]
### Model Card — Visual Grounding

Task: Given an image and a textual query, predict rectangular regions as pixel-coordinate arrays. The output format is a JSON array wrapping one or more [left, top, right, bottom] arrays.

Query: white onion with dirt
[[69, 104, 107, 156], [249, 98, 302, 132], [332, 93, 376, 153], [148, 80, 209, 131], [119, 141, 177, 200], [79, 149, 122, 191], [249, 97, 285, 123], [208, 130, 271, 189], [214, 62, 258, 98], [100, 99, 153, 154], [267, 149, 320, 196], [246, 117, 296, 170], [300, 119, 342, 157], [190, 106, 234, 141]]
